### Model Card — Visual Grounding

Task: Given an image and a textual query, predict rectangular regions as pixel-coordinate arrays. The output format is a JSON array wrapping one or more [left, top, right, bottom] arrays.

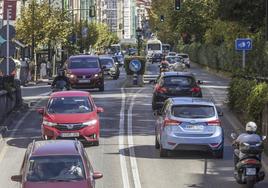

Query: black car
[[99, 56, 120, 80], [152, 72, 203, 110], [152, 53, 163, 64]]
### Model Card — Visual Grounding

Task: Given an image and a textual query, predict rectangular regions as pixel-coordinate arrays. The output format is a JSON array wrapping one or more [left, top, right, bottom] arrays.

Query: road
[[0, 64, 268, 188]]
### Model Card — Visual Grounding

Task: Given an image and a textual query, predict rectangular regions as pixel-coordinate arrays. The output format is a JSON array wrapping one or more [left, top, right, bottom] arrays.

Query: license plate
[[61, 132, 79, 138], [246, 168, 256, 175], [185, 125, 204, 130], [78, 79, 90, 83]]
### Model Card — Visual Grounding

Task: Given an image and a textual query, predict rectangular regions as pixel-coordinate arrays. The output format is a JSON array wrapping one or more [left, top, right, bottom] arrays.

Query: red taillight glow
[[164, 118, 181, 127], [155, 84, 167, 93], [241, 159, 259, 165], [191, 87, 201, 93], [207, 119, 221, 126]]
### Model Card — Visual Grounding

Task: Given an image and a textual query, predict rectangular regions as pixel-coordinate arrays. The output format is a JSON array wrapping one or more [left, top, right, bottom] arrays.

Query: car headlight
[[43, 120, 57, 126], [82, 119, 97, 126], [94, 73, 99, 77]]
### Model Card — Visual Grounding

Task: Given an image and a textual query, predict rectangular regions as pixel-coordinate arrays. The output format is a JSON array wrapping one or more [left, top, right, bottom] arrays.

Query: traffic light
[[160, 15, 164, 22], [174, 0, 181, 11]]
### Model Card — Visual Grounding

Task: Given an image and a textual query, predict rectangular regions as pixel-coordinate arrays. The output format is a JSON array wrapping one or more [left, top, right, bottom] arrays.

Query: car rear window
[[47, 96, 92, 114], [180, 55, 189, 58], [69, 58, 99, 69], [26, 155, 86, 182], [100, 58, 114, 66], [172, 105, 215, 118], [163, 76, 194, 86]]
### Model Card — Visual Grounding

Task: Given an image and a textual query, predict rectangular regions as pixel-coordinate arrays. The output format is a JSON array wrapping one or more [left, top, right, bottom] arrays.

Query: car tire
[[213, 147, 224, 159], [99, 84, 104, 91], [155, 136, 160, 149], [160, 145, 169, 157]]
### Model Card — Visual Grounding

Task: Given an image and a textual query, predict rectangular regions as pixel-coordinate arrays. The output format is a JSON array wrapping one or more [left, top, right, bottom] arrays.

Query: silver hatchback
[[155, 97, 224, 158]]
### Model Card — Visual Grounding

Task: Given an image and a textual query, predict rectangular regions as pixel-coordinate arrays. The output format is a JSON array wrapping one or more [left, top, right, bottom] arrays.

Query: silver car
[[155, 97, 224, 158]]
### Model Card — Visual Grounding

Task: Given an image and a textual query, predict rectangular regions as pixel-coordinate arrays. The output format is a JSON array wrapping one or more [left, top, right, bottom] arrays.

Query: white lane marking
[[200, 85, 228, 89], [119, 88, 130, 188], [128, 90, 143, 188], [21, 85, 51, 89], [23, 92, 51, 100], [0, 99, 43, 162]]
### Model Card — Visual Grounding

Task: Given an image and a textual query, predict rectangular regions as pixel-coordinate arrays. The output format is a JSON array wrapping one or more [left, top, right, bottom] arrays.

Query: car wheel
[[160, 145, 169, 157], [155, 136, 160, 149], [99, 84, 104, 91], [213, 147, 224, 159]]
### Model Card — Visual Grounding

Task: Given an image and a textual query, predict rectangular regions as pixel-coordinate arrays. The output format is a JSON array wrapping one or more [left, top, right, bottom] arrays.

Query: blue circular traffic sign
[[129, 59, 141, 72]]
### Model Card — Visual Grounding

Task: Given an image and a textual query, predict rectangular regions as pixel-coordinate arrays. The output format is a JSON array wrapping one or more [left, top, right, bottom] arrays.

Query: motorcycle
[[231, 133, 266, 188], [51, 80, 70, 92]]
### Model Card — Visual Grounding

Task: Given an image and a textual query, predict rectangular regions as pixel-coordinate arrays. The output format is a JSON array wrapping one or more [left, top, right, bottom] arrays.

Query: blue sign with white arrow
[[235, 38, 252, 51], [129, 59, 142, 73]]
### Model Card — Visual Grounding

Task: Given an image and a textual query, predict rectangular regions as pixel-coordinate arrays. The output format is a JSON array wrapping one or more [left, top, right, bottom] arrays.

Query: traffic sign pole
[[242, 50, 246, 70], [6, 9, 10, 76]]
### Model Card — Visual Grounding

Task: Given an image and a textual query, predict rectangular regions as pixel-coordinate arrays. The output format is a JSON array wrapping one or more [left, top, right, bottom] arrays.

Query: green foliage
[[124, 56, 146, 75]]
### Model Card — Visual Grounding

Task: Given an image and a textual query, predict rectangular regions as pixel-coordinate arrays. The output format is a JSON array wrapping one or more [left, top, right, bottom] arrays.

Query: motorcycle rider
[[233, 121, 262, 170], [159, 56, 169, 72], [51, 69, 71, 90]]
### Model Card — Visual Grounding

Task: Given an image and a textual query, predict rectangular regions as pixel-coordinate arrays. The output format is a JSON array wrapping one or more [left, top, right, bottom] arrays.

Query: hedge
[[228, 77, 268, 133], [124, 56, 146, 75]]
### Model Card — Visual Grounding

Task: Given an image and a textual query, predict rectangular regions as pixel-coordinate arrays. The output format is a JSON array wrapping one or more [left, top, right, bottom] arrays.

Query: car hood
[[45, 113, 95, 124], [23, 181, 89, 188], [68, 68, 100, 76]]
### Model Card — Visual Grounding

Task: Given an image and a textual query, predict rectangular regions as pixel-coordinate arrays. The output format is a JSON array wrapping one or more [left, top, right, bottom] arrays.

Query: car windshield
[[148, 43, 161, 50], [47, 96, 92, 114], [26, 155, 85, 182], [69, 58, 99, 69], [172, 105, 215, 118], [163, 76, 194, 86], [100, 58, 114, 66], [166, 56, 181, 64]]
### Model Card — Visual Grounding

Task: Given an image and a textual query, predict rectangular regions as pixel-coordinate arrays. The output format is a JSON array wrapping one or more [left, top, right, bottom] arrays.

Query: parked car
[[155, 97, 224, 158], [37, 91, 104, 146], [177, 53, 190, 68], [152, 53, 163, 64], [11, 140, 103, 188], [152, 72, 202, 110], [99, 56, 120, 80], [65, 55, 105, 91]]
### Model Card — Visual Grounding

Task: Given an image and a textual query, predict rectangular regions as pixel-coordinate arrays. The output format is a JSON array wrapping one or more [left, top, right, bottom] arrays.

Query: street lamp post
[[266, 0, 268, 41]]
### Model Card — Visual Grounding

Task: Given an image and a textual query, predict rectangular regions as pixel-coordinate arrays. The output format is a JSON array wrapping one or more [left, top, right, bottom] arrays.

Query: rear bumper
[[160, 130, 224, 151]]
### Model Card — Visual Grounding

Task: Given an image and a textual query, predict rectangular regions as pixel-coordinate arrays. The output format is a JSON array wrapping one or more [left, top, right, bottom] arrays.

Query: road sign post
[[235, 38, 253, 69], [6, 8, 9, 76], [129, 59, 142, 85]]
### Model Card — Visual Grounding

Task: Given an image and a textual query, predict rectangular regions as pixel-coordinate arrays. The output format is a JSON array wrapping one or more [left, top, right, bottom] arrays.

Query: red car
[[11, 140, 103, 188], [37, 91, 104, 146]]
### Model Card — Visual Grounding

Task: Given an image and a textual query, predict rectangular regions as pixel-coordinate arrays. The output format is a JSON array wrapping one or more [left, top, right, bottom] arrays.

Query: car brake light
[[164, 118, 181, 127], [155, 84, 167, 93], [207, 119, 221, 126], [191, 87, 201, 92]]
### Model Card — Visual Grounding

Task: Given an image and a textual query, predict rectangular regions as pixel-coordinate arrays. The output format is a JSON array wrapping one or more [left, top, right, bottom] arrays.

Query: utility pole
[[266, 0, 268, 41], [6, 9, 9, 76]]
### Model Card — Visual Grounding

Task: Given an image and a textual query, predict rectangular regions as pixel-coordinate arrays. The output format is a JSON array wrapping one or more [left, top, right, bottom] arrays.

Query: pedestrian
[[40, 60, 47, 79], [46, 61, 51, 78]]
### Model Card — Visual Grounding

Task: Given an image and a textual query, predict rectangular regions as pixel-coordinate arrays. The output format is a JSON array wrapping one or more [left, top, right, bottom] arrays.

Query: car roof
[[30, 140, 80, 157], [177, 53, 189, 56], [50, 90, 90, 98], [161, 71, 195, 77], [99, 55, 114, 59], [69, 55, 99, 59], [170, 97, 215, 106]]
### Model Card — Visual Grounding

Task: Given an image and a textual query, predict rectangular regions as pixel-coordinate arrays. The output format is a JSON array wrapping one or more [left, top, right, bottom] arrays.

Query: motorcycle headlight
[[43, 120, 57, 126], [67, 74, 75, 79], [82, 119, 97, 126]]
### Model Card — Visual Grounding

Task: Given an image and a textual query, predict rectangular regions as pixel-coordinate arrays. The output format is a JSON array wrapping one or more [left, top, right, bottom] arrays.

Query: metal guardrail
[[143, 74, 159, 84]]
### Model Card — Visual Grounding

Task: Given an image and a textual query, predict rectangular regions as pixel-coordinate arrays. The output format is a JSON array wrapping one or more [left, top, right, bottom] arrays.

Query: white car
[[177, 53, 190, 68], [167, 52, 177, 56]]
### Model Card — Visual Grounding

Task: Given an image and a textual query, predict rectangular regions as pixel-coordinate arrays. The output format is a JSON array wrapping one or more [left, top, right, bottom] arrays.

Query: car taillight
[[191, 87, 201, 93], [207, 119, 221, 126], [164, 118, 181, 127], [155, 84, 167, 93]]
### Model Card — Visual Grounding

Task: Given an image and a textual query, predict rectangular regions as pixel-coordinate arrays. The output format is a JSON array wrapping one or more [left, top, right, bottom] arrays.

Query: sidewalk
[[22, 78, 53, 87]]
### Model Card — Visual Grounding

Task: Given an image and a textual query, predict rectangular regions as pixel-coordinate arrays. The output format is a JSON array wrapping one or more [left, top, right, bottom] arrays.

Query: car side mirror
[[93, 172, 103, 180], [197, 80, 203, 85], [36, 108, 45, 115], [231, 133, 237, 140], [11, 175, 22, 182], [216, 107, 223, 116], [97, 107, 104, 113]]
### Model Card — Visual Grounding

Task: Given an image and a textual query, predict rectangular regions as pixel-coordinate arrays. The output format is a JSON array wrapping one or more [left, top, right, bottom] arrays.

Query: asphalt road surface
[[0, 64, 268, 188]]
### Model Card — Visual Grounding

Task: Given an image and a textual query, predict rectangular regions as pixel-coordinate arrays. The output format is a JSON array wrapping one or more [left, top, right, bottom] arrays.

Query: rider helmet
[[245, 121, 257, 134]]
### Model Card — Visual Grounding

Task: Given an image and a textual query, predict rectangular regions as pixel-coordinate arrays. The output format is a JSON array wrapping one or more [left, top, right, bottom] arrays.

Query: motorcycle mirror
[[231, 133, 237, 139], [262, 136, 267, 141]]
